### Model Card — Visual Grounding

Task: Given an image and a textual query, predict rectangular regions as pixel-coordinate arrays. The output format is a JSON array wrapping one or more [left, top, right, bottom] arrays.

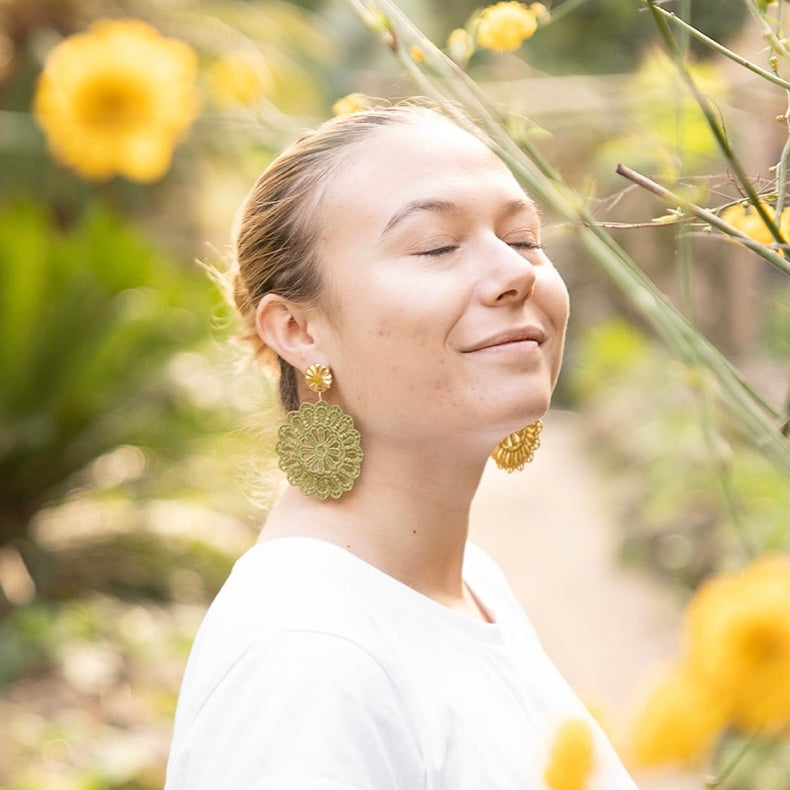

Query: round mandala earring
[[491, 420, 543, 472], [276, 363, 364, 500]]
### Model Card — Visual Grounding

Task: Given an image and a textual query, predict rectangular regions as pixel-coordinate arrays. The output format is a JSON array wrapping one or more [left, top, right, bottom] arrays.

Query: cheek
[[545, 271, 570, 379], [543, 267, 570, 329], [332, 290, 463, 407]]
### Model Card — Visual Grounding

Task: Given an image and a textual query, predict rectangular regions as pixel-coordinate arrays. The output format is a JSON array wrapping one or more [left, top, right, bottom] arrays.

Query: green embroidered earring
[[276, 363, 363, 500]]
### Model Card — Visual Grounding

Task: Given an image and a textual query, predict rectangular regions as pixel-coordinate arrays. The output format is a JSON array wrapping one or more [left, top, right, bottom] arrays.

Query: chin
[[492, 403, 550, 440]]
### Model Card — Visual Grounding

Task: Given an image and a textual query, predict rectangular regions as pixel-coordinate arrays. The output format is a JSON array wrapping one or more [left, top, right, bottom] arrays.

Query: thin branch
[[705, 730, 763, 788], [774, 134, 790, 216], [595, 219, 688, 229], [616, 163, 790, 276], [651, 4, 790, 91], [676, 227, 755, 558], [645, 0, 788, 248], [743, 0, 790, 61]]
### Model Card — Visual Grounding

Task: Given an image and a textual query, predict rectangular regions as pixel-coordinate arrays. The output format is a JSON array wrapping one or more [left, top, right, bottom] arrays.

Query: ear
[[255, 293, 319, 371]]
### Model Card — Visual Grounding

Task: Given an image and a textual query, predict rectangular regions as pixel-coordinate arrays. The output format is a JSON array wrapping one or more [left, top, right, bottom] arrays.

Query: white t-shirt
[[165, 538, 638, 790]]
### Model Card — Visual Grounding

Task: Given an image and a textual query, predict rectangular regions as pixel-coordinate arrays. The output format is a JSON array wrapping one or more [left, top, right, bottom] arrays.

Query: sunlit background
[[1, 0, 789, 788]]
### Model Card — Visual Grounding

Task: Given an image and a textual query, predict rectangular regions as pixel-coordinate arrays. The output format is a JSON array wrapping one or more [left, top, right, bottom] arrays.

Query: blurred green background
[[0, 0, 787, 787]]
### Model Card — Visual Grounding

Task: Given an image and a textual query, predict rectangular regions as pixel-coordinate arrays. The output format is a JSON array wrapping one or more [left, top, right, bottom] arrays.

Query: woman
[[166, 104, 638, 789]]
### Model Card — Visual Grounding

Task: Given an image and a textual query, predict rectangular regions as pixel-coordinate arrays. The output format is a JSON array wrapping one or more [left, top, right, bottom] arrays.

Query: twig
[[615, 163, 790, 276], [595, 219, 687, 229], [743, 0, 790, 62], [677, 226, 755, 558], [650, 4, 790, 91], [704, 730, 762, 788], [645, 0, 787, 248], [774, 134, 790, 216]]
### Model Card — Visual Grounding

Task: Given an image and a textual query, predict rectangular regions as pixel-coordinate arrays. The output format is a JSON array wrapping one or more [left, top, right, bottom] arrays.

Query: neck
[[260, 440, 489, 612]]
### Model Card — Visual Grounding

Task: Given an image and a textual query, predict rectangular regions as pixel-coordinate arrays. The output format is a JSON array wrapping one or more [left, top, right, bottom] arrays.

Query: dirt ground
[[469, 409, 701, 790]]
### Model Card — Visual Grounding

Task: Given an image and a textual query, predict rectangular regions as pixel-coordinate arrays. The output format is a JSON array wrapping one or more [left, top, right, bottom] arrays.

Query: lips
[[464, 325, 546, 352]]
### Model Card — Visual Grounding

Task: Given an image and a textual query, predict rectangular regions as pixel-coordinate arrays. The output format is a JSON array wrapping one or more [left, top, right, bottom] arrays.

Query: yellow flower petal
[[476, 1, 537, 53], [686, 556, 790, 731], [719, 201, 776, 245], [544, 718, 595, 790], [630, 662, 727, 767], [33, 18, 199, 183]]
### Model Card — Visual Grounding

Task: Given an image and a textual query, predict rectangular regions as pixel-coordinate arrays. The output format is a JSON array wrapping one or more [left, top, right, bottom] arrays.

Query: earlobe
[[255, 293, 318, 370]]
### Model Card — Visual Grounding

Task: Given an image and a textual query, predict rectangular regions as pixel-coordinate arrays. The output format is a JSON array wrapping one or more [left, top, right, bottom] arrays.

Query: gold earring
[[491, 420, 542, 472], [276, 363, 364, 500]]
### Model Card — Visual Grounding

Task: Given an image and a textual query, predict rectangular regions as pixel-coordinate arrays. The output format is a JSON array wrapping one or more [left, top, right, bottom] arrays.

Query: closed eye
[[509, 241, 543, 250], [417, 245, 458, 257]]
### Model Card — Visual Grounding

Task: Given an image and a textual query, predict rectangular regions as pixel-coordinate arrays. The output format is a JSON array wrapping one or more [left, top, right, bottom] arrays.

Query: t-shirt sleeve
[[165, 630, 424, 790]]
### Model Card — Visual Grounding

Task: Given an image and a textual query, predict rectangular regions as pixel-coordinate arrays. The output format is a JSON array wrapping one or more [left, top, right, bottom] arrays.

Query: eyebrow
[[380, 199, 461, 238], [379, 196, 537, 239]]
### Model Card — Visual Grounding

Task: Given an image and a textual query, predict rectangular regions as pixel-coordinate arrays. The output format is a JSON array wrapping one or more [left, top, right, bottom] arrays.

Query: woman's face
[[309, 117, 570, 451]]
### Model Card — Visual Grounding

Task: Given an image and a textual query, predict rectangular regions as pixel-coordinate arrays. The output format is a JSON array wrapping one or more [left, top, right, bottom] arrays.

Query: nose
[[477, 237, 538, 306]]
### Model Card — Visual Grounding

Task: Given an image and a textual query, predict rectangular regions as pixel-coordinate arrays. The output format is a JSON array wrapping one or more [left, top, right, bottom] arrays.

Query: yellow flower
[[206, 52, 272, 108], [686, 555, 790, 731], [719, 201, 776, 245], [331, 92, 370, 116], [630, 662, 727, 767], [476, 1, 537, 53], [34, 19, 199, 183], [544, 718, 595, 790]]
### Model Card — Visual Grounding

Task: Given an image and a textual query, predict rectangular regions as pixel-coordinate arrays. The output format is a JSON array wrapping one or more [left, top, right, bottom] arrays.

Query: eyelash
[[510, 241, 543, 251], [420, 245, 457, 257], [418, 241, 543, 257]]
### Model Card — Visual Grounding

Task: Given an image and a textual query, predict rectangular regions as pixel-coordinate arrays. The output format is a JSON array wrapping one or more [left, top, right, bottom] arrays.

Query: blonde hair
[[232, 103, 475, 411]]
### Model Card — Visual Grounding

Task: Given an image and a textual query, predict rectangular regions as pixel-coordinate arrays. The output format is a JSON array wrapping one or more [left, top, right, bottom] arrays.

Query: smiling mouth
[[464, 327, 546, 353], [473, 339, 540, 354]]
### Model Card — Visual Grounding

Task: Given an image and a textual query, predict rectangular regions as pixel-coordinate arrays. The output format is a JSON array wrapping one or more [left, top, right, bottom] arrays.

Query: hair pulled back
[[232, 103, 458, 412]]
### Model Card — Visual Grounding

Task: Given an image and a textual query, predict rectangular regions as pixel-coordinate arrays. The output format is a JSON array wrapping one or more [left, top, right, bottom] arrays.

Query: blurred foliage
[[714, 733, 790, 790], [0, 593, 202, 789], [509, 0, 747, 74], [568, 319, 790, 590], [0, 201, 219, 551], [0, 0, 787, 787], [596, 46, 728, 179]]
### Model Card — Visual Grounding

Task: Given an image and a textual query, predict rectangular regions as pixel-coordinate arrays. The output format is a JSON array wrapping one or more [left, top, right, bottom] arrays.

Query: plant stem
[[743, 0, 790, 61], [783, 377, 790, 437], [650, 4, 790, 90], [538, 0, 588, 27], [645, 0, 787, 248], [677, 227, 755, 558], [616, 163, 790, 276], [774, 133, 790, 216], [705, 730, 762, 788]]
